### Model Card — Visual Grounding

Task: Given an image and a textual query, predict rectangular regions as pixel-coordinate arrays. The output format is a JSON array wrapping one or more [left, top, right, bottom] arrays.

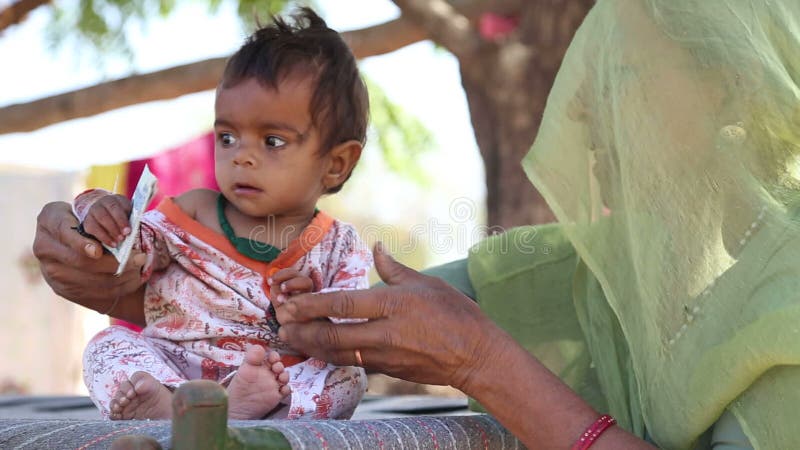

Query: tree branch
[[0, 0, 51, 34], [0, 0, 522, 134], [342, 17, 427, 58], [0, 18, 428, 134], [391, 0, 484, 61], [0, 58, 228, 135], [450, 0, 526, 20]]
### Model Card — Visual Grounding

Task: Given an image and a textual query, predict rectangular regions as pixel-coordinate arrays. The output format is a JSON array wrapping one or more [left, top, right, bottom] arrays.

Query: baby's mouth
[[233, 183, 262, 193]]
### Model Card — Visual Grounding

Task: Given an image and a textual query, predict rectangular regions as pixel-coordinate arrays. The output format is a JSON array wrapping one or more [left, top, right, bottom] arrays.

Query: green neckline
[[217, 194, 281, 263]]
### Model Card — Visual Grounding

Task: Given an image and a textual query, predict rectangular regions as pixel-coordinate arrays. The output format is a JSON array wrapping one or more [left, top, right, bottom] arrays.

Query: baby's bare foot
[[227, 345, 291, 419], [109, 372, 172, 420]]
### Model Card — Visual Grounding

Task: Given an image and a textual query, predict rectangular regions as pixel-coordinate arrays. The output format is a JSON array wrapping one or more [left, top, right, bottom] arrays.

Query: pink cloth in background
[[479, 12, 519, 40], [126, 132, 218, 210], [112, 132, 217, 331]]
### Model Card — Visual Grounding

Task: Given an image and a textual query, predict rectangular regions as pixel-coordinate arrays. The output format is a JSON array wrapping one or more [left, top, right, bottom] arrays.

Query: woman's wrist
[[107, 285, 147, 326], [453, 320, 515, 396], [456, 322, 604, 448]]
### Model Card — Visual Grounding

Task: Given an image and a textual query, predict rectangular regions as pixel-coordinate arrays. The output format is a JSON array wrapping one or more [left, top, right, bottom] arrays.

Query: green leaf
[[366, 77, 435, 186]]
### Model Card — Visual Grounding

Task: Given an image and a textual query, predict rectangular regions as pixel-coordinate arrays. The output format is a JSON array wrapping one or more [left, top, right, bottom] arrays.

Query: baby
[[74, 8, 371, 421]]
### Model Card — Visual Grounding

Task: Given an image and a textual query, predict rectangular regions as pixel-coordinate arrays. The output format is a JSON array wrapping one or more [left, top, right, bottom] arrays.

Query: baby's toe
[[266, 350, 281, 364], [277, 371, 290, 384], [270, 361, 285, 374]]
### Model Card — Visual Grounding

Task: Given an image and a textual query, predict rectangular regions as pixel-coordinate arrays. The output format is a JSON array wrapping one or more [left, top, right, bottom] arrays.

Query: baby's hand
[[268, 268, 314, 305], [82, 194, 133, 248]]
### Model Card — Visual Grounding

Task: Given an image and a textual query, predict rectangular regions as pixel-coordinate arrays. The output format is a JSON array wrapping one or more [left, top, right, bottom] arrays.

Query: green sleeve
[[419, 258, 476, 300], [465, 225, 607, 412]]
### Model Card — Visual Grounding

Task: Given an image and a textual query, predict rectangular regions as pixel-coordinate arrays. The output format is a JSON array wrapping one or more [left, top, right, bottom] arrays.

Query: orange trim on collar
[[270, 209, 334, 271], [155, 197, 334, 276]]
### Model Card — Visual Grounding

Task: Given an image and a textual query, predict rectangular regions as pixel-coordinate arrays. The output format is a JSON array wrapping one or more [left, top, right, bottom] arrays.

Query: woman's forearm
[[107, 285, 147, 327], [462, 326, 654, 449], [272, 245, 654, 448], [70, 284, 146, 326]]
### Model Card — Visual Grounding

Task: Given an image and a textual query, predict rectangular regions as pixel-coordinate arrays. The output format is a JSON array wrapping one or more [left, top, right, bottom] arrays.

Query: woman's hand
[[275, 243, 500, 391], [32, 201, 147, 323], [276, 243, 653, 449]]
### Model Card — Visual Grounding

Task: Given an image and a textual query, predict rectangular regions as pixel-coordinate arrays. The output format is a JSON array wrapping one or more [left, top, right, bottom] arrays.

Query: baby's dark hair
[[221, 7, 368, 193]]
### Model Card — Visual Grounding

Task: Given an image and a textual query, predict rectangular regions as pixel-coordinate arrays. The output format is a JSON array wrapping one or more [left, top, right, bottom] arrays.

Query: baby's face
[[213, 76, 328, 219]]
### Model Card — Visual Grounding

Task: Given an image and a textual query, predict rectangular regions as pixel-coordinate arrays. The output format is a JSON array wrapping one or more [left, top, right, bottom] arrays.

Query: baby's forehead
[[216, 76, 308, 108], [214, 77, 323, 137], [220, 60, 320, 90], [218, 71, 321, 115]]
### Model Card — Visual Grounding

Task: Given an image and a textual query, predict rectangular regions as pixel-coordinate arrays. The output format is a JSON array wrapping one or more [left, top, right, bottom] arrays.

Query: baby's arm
[[321, 225, 373, 293], [73, 189, 169, 281]]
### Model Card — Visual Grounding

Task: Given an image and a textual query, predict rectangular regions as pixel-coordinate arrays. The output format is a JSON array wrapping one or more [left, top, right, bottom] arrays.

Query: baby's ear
[[323, 140, 362, 191]]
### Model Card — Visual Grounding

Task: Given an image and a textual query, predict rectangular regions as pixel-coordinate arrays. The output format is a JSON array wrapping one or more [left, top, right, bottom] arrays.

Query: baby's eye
[[218, 132, 237, 148], [265, 136, 287, 148]]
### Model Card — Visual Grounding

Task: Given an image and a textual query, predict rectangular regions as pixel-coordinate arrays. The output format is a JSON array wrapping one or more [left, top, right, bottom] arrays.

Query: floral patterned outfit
[[74, 190, 371, 419]]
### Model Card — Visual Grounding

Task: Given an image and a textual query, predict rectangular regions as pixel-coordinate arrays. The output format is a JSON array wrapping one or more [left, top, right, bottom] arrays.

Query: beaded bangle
[[571, 414, 617, 450]]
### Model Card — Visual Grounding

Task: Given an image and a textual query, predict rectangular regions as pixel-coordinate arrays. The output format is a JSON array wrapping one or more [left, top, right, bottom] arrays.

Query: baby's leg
[[83, 325, 184, 419], [284, 361, 368, 419], [227, 345, 290, 419], [315, 366, 368, 419]]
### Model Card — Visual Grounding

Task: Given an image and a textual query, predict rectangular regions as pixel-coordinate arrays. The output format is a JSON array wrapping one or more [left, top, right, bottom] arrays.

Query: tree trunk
[[461, 0, 593, 228]]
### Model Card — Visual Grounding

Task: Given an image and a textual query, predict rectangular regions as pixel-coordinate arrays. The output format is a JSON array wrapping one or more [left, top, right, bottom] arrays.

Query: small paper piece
[[105, 165, 158, 275]]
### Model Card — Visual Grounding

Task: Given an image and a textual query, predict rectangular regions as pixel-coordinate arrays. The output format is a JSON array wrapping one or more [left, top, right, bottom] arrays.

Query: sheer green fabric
[[521, 1, 800, 448]]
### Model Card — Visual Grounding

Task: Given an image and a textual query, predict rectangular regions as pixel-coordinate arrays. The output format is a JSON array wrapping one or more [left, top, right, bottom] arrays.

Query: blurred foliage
[[44, 0, 299, 60], [40, 0, 434, 182], [366, 77, 433, 186]]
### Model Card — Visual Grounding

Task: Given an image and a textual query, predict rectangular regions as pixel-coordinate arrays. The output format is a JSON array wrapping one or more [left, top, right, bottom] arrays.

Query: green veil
[[521, 0, 800, 448]]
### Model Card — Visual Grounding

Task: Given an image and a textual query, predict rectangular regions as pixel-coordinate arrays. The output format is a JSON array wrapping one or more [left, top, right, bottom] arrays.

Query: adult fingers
[[122, 252, 147, 272], [34, 202, 102, 264], [113, 250, 146, 280], [321, 348, 394, 372], [276, 287, 403, 323], [277, 319, 396, 360], [373, 242, 425, 286], [56, 211, 108, 261], [112, 269, 146, 297], [40, 260, 140, 302]]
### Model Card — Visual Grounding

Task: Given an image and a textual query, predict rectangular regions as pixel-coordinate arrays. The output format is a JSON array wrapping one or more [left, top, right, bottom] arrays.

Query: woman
[[34, 0, 800, 448], [273, 1, 800, 447]]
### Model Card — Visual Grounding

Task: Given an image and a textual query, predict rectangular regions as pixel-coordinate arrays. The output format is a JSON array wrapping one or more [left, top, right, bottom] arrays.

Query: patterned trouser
[[83, 325, 366, 419]]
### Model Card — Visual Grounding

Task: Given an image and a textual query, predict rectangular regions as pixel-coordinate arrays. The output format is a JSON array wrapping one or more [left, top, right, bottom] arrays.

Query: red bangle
[[571, 414, 617, 450]]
